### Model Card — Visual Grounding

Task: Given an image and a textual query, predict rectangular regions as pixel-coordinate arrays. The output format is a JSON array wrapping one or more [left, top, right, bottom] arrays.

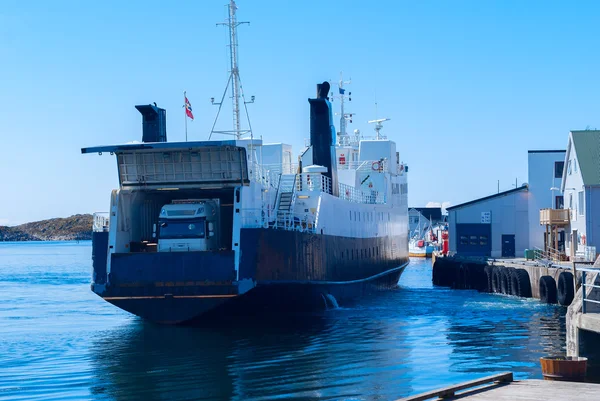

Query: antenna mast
[[210, 0, 255, 139], [332, 72, 353, 146]]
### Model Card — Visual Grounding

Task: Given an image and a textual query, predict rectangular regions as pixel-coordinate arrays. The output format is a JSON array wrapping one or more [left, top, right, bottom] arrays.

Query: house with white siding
[[527, 150, 566, 251], [561, 130, 600, 257]]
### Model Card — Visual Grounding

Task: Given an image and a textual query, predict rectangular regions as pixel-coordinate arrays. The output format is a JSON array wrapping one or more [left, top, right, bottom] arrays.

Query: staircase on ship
[[275, 174, 297, 229]]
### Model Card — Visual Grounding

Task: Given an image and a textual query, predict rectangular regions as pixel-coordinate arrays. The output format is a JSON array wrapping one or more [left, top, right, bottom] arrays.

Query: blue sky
[[1, 0, 599, 225]]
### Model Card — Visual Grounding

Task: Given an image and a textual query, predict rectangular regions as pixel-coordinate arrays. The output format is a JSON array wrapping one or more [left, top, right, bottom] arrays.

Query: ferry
[[82, 2, 409, 324]]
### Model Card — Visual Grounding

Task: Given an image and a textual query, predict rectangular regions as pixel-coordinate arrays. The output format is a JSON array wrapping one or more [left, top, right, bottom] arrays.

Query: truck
[[157, 199, 220, 252]]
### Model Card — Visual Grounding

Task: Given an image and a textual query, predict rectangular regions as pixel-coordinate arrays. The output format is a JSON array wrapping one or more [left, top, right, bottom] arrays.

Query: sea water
[[0, 242, 569, 400]]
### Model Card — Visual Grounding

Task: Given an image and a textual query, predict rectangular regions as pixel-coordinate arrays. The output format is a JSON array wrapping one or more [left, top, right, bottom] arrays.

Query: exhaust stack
[[135, 104, 167, 143], [307, 82, 338, 196]]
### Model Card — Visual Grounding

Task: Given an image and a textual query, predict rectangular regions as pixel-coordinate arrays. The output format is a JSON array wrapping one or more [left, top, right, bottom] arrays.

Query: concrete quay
[[432, 254, 581, 305], [566, 261, 600, 363]]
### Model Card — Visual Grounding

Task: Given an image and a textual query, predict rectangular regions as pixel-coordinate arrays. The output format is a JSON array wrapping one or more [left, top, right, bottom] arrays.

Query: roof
[[446, 185, 528, 211], [570, 130, 600, 186], [528, 149, 565, 154], [81, 139, 262, 154], [410, 207, 443, 222]]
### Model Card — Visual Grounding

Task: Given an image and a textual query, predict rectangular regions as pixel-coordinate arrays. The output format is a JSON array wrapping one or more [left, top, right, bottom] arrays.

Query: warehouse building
[[447, 185, 529, 258]]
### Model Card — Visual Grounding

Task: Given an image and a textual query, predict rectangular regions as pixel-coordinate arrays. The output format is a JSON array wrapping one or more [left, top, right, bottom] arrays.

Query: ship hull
[[92, 228, 409, 324]]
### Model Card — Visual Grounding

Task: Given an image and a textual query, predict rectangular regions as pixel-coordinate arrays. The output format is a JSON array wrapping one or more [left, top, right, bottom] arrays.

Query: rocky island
[[0, 214, 93, 241]]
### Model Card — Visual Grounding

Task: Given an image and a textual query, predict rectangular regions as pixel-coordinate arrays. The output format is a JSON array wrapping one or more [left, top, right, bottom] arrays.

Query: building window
[[460, 236, 468, 245], [568, 160, 572, 175], [579, 191, 584, 216], [574, 160, 578, 173], [555, 195, 564, 209], [480, 235, 488, 246], [554, 161, 564, 178], [469, 235, 478, 245], [569, 193, 573, 209]]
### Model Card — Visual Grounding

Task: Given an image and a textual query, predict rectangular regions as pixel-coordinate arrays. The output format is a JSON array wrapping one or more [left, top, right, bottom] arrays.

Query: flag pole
[[184, 91, 188, 142]]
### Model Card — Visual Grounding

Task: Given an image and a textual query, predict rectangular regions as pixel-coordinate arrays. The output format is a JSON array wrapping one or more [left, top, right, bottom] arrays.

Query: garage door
[[456, 224, 491, 257]]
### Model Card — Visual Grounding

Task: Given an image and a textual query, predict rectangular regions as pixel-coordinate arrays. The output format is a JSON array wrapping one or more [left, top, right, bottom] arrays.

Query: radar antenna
[[368, 118, 390, 140], [209, 0, 255, 140]]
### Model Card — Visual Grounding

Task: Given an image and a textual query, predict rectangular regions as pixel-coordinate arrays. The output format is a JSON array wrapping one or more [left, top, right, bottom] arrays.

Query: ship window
[[361, 249, 363, 258], [388, 213, 390, 221], [349, 211, 352, 220], [369, 248, 371, 257], [377, 246, 379, 256], [346, 250, 349, 259], [460, 235, 468, 245], [354, 211, 356, 221]]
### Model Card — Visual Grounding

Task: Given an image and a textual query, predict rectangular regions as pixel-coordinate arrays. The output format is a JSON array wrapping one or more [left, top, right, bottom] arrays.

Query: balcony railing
[[540, 208, 570, 225]]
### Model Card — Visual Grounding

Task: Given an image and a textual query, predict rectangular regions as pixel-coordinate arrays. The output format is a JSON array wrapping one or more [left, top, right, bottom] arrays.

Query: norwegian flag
[[184, 95, 194, 120]]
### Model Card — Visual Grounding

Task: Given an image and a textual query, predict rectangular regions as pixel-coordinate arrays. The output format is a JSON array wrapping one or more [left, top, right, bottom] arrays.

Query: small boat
[[409, 237, 435, 258], [408, 213, 438, 257]]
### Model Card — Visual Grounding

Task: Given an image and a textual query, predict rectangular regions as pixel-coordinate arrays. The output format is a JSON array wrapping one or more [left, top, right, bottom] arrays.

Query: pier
[[566, 265, 600, 359], [396, 372, 600, 400], [432, 254, 581, 305]]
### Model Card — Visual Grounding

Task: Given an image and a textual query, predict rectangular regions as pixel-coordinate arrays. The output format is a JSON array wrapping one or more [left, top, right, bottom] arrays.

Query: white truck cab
[[157, 199, 220, 252]]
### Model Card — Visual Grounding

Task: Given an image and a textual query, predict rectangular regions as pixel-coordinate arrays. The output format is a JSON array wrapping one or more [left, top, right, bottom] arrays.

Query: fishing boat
[[408, 237, 435, 258], [82, 1, 409, 324]]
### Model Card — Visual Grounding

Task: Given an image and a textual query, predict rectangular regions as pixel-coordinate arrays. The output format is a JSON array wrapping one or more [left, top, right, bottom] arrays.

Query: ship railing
[[93, 212, 110, 232], [249, 162, 281, 189], [259, 162, 299, 175], [337, 160, 389, 173], [275, 211, 317, 234], [295, 174, 332, 194], [240, 208, 316, 233], [338, 182, 385, 204]]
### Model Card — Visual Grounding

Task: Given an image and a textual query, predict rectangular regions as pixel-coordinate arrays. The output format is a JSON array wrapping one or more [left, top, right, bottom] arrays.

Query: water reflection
[[87, 260, 573, 400], [1, 245, 577, 400]]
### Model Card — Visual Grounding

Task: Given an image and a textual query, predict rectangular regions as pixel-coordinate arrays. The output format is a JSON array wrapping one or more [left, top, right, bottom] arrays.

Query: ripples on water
[[0, 242, 568, 400]]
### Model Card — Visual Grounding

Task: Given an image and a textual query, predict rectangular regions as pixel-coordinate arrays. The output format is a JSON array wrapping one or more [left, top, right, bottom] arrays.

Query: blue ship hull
[[92, 228, 409, 324]]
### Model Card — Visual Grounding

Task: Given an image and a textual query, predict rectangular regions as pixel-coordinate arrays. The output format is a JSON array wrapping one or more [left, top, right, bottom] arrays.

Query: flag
[[339, 88, 345, 95], [185, 96, 194, 120]]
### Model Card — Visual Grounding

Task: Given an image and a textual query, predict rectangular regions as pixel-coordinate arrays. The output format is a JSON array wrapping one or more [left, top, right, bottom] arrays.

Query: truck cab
[[157, 199, 220, 252]]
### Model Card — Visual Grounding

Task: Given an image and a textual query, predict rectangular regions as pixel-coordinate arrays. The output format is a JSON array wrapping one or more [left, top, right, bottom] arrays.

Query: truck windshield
[[159, 219, 206, 239]]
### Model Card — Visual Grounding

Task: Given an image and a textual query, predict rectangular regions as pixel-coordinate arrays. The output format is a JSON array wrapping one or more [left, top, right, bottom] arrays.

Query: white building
[[561, 130, 600, 255], [527, 150, 566, 251], [447, 148, 565, 258], [447, 186, 529, 258]]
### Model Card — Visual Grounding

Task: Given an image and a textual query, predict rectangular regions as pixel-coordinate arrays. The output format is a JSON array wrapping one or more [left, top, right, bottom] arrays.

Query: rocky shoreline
[[0, 214, 93, 241]]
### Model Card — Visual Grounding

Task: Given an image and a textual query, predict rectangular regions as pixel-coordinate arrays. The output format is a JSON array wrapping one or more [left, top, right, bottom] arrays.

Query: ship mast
[[210, 0, 254, 140], [332, 72, 354, 146]]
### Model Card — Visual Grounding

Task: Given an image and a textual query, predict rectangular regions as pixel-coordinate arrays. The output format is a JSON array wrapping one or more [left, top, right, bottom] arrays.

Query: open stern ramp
[[82, 141, 250, 189]]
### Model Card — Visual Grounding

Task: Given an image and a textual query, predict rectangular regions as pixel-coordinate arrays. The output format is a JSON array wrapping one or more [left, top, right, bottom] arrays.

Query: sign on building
[[481, 211, 491, 224]]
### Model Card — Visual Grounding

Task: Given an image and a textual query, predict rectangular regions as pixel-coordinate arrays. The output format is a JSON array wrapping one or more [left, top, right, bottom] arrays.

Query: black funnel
[[307, 81, 338, 196], [135, 104, 167, 143]]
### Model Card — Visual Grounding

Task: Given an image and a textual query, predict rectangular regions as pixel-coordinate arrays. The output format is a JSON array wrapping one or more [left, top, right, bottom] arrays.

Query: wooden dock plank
[[398, 379, 600, 401], [396, 372, 513, 401]]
